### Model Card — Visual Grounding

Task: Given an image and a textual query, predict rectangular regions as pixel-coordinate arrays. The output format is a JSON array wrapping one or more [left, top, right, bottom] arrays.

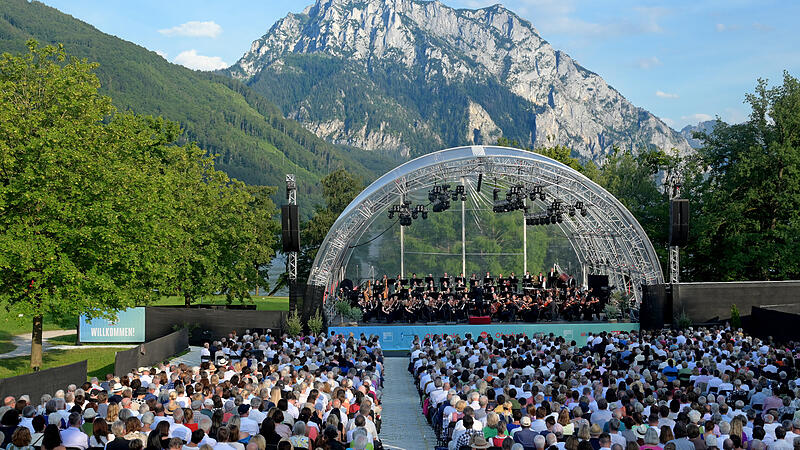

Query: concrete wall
[[677, 280, 800, 323]]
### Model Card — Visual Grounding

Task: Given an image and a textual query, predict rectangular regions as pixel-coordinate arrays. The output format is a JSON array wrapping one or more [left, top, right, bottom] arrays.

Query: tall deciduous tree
[[0, 41, 278, 367], [690, 73, 800, 280], [0, 42, 174, 367]]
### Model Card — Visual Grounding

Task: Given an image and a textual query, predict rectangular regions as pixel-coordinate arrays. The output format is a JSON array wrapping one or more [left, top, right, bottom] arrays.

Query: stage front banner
[[329, 322, 640, 351]]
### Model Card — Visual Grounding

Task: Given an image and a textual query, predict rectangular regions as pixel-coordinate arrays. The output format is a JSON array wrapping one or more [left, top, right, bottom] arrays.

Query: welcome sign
[[329, 322, 640, 351], [78, 307, 146, 343]]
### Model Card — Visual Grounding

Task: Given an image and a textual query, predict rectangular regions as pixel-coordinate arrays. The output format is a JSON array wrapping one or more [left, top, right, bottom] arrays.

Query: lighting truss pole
[[286, 174, 297, 282], [669, 185, 680, 285]]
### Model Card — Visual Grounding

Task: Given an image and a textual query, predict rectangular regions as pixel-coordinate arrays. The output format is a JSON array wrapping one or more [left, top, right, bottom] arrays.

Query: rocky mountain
[[680, 119, 722, 149], [225, 0, 691, 160]]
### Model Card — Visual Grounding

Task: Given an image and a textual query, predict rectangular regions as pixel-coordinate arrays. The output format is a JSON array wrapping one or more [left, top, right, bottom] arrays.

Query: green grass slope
[[0, 0, 394, 206]]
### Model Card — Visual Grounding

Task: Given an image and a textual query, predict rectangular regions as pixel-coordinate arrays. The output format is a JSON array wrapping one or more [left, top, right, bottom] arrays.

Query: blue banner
[[329, 322, 639, 351], [79, 307, 146, 343]]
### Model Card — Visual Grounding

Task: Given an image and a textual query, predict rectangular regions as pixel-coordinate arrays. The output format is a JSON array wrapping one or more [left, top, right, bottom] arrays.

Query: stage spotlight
[[568, 207, 576, 217], [550, 215, 557, 224], [539, 192, 546, 201], [557, 214, 563, 223], [388, 212, 394, 219], [581, 208, 588, 217]]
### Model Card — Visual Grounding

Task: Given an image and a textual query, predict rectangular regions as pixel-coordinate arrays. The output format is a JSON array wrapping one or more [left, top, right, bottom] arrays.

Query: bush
[[285, 310, 302, 337], [676, 309, 692, 329], [731, 304, 741, 329], [308, 309, 324, 335], [603, 303, 620, 320]]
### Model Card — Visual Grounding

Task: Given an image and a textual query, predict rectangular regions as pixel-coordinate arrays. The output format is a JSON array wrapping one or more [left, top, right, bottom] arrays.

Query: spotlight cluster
[[492, 184, 528, 213], [428, 184, 466, 213], [525, 200, 589, 226], [388, 201, 428, 226]]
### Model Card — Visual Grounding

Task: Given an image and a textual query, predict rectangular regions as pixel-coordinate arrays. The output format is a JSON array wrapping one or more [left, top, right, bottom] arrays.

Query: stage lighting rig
[[412, 204, 428, 220], [428, 184, 453, 213], [528, 185, 546, 201], [493, 183, 527, 213], [388, 200, 420, 226], [451, 185, 466, 201]]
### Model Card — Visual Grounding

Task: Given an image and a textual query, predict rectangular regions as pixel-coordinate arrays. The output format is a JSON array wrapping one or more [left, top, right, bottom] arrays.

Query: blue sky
[[40, 0, 800, 129]]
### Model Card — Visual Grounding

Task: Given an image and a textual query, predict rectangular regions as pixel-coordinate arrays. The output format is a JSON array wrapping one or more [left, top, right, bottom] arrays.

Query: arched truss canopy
[[309, 146, 664, 302]]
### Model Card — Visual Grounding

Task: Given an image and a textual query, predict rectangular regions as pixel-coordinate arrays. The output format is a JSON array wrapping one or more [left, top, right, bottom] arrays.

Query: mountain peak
[[227, 0, 690, 159]]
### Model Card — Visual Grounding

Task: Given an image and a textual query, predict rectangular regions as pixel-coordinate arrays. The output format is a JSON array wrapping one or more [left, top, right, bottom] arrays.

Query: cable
[[347, 218, 399, 249]]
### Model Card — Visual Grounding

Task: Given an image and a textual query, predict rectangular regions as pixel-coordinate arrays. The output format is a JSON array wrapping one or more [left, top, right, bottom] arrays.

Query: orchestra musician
[[341, 269, 607, 324]]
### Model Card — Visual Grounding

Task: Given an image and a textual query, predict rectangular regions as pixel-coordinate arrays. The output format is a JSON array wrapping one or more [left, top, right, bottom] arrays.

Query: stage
[[329, 321, 639, 351]]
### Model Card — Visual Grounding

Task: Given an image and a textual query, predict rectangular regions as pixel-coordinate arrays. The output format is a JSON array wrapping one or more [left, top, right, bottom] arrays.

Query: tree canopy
[[0, 41, 277, 367]]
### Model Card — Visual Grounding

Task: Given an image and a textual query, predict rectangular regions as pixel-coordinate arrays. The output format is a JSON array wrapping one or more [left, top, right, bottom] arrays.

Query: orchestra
[[341, 269, 604, 323]]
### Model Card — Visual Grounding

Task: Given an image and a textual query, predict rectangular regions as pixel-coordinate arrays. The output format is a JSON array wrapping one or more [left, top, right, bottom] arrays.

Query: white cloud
[[681, 113, 713, 124], [752, 22, 774, 32], [155, 50, 168, 59], [637, 56, 662, 69], [656, 90, 679, 99], [715, 23, 740, 32], [159, 21, 222, 38], [173, 50, 228, 71]]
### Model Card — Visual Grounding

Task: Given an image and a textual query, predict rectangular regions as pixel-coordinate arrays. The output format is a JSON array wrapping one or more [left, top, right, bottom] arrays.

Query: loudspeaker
[[669, 199, 689, 246], [281, 205, 300, 253], [640, 284, 667, 329]]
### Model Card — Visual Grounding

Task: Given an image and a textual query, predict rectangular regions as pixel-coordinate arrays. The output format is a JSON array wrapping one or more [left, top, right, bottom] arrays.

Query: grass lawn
[[152, 295, 289, 311], [0, 347, 127, 380], [0, 310, 78, 355]]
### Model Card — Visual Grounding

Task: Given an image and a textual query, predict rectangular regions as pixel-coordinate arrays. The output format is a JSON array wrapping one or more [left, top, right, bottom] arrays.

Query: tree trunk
[[184, 292, 191, 307], [31, 314, 43, 370]]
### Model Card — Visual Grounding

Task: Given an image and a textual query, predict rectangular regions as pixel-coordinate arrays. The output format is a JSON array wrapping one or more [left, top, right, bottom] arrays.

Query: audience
[[411, 327, 800, 450], [0, 331, 383, 450]]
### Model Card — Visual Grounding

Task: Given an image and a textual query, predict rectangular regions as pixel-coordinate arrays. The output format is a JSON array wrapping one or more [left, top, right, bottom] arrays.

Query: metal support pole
[[461, 177, 466, 276], [523, 198, 528, 274], [400, 195, 405, 279]]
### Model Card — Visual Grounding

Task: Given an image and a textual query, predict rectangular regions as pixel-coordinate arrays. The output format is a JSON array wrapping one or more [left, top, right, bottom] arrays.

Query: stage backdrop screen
[[79, 307, 146, 343]]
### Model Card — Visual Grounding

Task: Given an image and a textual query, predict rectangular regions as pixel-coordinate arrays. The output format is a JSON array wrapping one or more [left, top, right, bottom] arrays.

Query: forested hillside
[[0, 0, 397, 207]]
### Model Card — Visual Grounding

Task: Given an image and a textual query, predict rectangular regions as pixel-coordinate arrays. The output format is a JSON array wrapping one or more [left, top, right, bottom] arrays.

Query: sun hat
[[83, 408, 97, 420], [590, 423, 603, 437], [634, 424, 648, 439], [521, 416, 532, 427], [470, 434, 491, 449]]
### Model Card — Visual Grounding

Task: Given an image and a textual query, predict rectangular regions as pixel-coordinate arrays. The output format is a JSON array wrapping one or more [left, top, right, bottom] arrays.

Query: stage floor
[[329, 321, 639, 351]]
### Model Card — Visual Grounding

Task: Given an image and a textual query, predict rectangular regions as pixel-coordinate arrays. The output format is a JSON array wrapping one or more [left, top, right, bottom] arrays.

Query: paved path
[[168, 346, 203, 366], [379, 357, 437, 450], [0, 330, 76, 359]]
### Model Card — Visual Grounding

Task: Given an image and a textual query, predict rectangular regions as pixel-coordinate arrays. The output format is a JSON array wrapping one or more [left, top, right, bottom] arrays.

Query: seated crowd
[[410, 327, 800, 450], [0, 331, 385, 450]]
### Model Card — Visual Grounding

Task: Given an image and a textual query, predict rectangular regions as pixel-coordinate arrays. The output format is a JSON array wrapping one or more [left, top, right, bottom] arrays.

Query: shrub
[[731, 304, 741, 329], [308, 308, 324, 335], [285, 309, 302, 337], [603, 303, 620, 320]]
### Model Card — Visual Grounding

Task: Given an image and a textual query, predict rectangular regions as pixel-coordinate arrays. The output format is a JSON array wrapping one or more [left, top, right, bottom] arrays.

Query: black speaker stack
[[669, 199, 689, 247], [281, 205, 300, 253]]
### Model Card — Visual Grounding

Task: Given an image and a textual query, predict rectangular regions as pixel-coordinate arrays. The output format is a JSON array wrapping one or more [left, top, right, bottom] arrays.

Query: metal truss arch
[[309, 146, 664, 302]]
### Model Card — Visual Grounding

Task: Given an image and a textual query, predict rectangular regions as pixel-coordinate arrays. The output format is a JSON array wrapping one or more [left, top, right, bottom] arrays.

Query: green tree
[[690, 72, 800, 280], [0, 42, 174, 368], [292, 169, 364, 288]]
